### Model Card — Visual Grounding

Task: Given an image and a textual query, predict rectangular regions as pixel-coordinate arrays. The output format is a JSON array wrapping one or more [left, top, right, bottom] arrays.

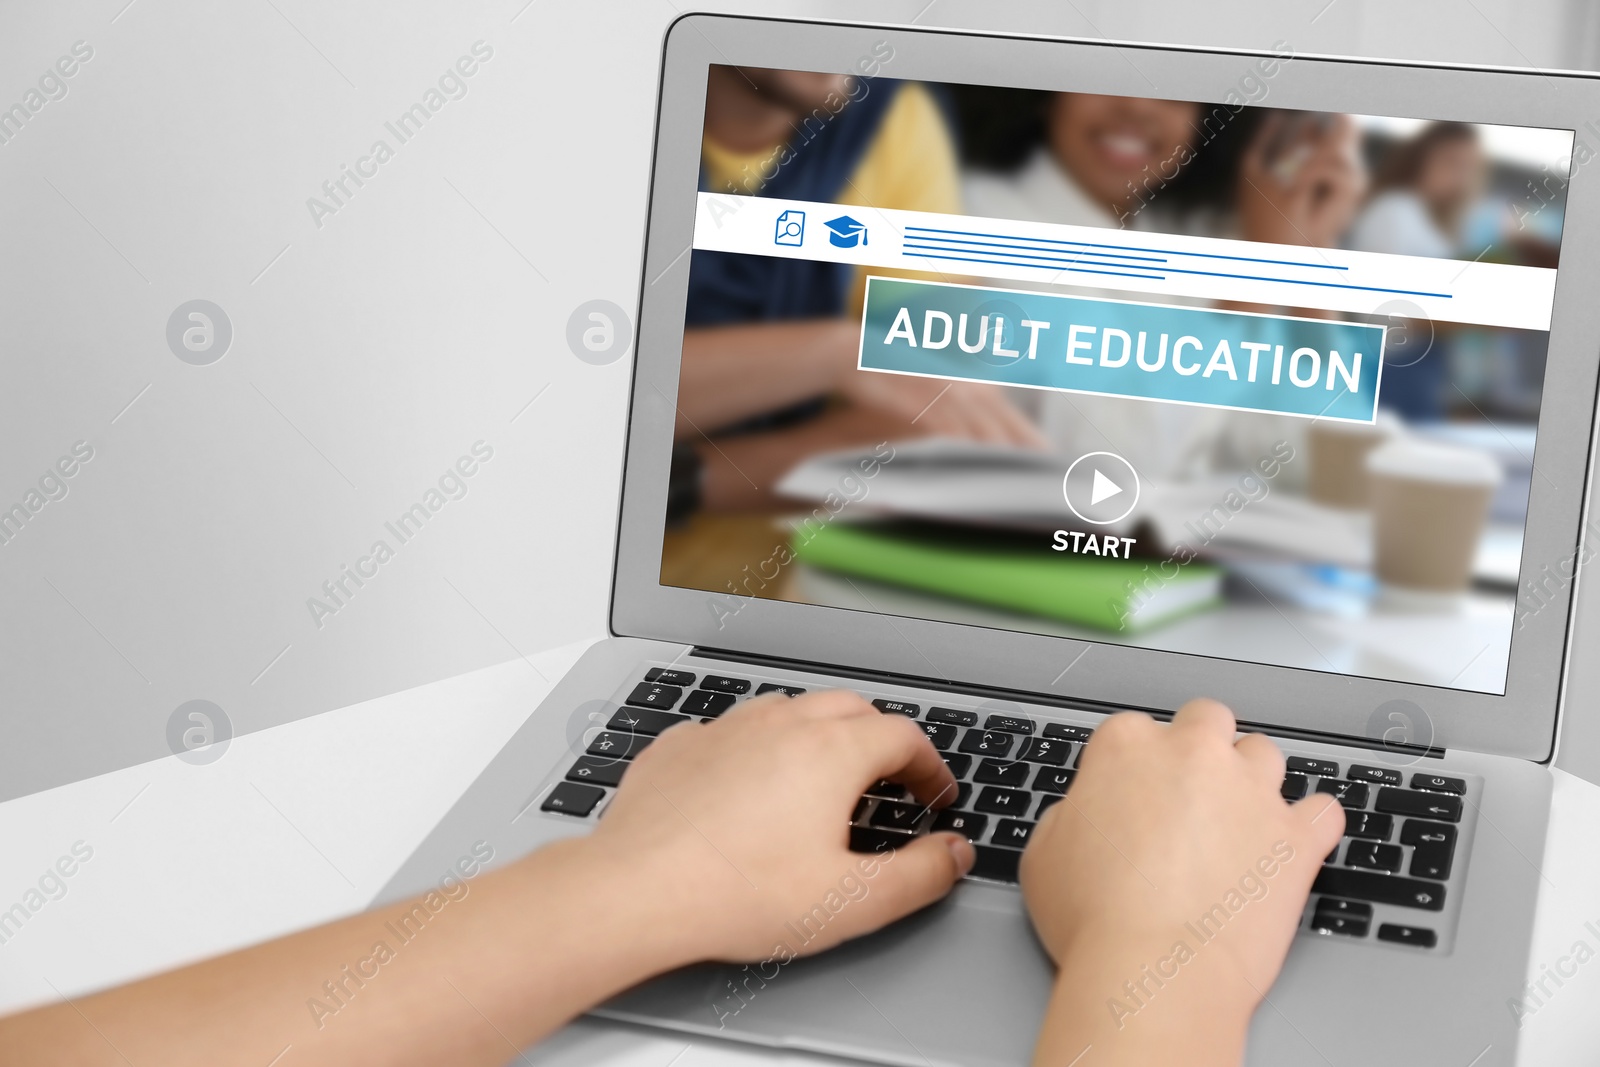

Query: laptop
[[377, 15, 1600, 1066]]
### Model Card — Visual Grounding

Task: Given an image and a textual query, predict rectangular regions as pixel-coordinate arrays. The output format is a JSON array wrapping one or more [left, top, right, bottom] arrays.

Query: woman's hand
[[1237, 112, 1367, 249]]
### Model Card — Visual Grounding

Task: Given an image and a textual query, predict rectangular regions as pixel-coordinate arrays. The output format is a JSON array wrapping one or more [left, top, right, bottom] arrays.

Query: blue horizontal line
[[904, 225, 1350, 272], [902, 250, 1167, 282], [901, 247, 1452, 300], [903, 237, 1166, 265]]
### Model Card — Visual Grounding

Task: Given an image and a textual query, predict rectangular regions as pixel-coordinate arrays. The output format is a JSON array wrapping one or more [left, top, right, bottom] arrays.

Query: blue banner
[[859, 278, 1385, 422]]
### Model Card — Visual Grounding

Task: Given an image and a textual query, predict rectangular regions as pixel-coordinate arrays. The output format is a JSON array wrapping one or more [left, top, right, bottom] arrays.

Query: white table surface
[[3, 636, 1598, 1065]]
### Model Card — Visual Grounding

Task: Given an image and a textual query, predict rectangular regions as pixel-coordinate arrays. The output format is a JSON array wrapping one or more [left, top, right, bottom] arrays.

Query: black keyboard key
[[1401, 820, 1457, 880], [920, 722, 958, 750], [541, 781, 605, 817], [1018, 737, 1071, 766], [1281, 773, 1308, 800], [974, 759, 1031, 787], [942, 753, 973, 778], [681, 690, 736, 717], [625, 682, 682, 709], [1348, 764, 1403, 786], [927, 707, 978, 727], [1310, 912, 1369, 937], [870, 801, 927, 832], [951, 781, 972, 809], [850, 825, 913, 855], [1043, 722, 1093, 743], [1377, 923, 1438, 948], [872, 699, 920, 717], [993, 819, 1035, 848], [701, 675, 750, 694], [1314, 898, 1373, 920], [586, 731, 651, 759], [852, 797, 869, 823], [755, 682, 806, 697], [970, 844, 1020, 883], [1316, 779, 1369, 809], [984, 714, 1036, 735], [1343, 811, 1393, 840], [565, 756, 628, 788], [1287, 756, 1339, 777], [644, 667, 695, 686], [1036, 793, 1064, 818], [607, 707, 690, 736], [959, 730, 1016, 757], [1312, 868, 1446, 911], [1410, 772, 1466, 795], [865, 779, 906, 800], [1344, 840, 1403, 873], [1375, 787, 1462, 823], [931, 810, 988, 840], [974, 786, 1031, 817], [1034, 766, 1076, 794]]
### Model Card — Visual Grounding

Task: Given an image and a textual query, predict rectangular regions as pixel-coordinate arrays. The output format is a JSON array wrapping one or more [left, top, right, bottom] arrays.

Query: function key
[[992, 819, 1035, 848], [701, 675, 751, 694], [872, 699, 920, 717], [959, 730, 1016, 757], [1410, 772, 1466, 795], [927, 707, 978, 727], [1043, 723, 1093, 743], [1018, 737, 1071, 766], [607, 707, 690, 736], [755, 682, 807, 697], [644, 667, 695, 686], [1377, 924, 1438, 949], [586, 731, 652, 760], [1374, 787, 1462, 823], [1315, 779, 1369, 809], [625, 682, 682, 709], [541, 781, 605, 817], [681, 690, 736, 717], [1281, 773, 1308, 801], [1348, 765, 1403, 786], [1286, 756, 1339, 777], [1312, 868, 1446, 911], [565, 756, 628, 788], [984, 714, 1036, 734]]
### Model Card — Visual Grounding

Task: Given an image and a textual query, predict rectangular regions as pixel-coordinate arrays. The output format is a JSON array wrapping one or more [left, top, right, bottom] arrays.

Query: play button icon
[[1090, 469, 1123, 506], [1063, 451, 1141, 526]]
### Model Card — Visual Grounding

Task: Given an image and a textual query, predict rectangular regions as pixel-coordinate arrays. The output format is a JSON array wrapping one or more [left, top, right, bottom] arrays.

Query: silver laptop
[[378, 16, 1600, 1066]]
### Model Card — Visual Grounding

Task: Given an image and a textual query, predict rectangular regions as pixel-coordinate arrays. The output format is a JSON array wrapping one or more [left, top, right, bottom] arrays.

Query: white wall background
[[2, 0, 1596, 801]]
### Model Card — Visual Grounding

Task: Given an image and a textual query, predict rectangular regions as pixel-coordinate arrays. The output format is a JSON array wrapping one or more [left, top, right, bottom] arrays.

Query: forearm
[[677, 320, 856, 435], [2, 839, 691, 1067]]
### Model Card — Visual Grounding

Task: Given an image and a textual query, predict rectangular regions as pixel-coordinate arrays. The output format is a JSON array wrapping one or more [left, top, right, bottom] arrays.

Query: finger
[[1169, 698, 1238, 744], [1290, 792, 1347, 862], [1234, 731, 1286, 787], [845, 713, 958, 808], [790, 689, 878, 721], [825, 833, 972, 942]]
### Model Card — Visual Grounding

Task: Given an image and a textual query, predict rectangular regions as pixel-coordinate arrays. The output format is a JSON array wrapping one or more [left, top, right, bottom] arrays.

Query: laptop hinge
[[688, 646, 1446, 760]]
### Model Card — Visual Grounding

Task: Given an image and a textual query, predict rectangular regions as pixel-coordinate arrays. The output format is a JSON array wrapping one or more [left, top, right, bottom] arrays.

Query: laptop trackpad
[[596, 882, 1052, 1067]]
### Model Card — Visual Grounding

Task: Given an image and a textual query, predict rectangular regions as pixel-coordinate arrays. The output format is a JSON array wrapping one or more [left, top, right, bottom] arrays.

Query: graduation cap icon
[[824, 214, 868, 248]]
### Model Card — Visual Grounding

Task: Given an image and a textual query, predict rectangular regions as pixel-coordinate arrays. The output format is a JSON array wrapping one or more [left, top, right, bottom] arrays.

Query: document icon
[[825, 215, 868, 248], [774, 210, 806, 246]]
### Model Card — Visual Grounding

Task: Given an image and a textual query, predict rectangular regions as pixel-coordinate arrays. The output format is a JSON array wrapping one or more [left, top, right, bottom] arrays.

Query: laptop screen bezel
[[611, 13, 1600, 763]]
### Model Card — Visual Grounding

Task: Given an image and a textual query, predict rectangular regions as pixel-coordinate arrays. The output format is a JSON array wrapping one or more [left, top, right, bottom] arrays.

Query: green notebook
[[793, 522, 1222, 633]]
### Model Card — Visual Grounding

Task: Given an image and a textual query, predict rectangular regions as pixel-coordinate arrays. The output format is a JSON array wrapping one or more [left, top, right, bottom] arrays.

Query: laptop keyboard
[[540, 663, 1479, 953]]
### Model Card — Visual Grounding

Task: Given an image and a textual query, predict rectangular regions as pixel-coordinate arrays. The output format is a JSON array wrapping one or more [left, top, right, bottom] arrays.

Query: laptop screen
[[661, 61, 1573, 697]]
